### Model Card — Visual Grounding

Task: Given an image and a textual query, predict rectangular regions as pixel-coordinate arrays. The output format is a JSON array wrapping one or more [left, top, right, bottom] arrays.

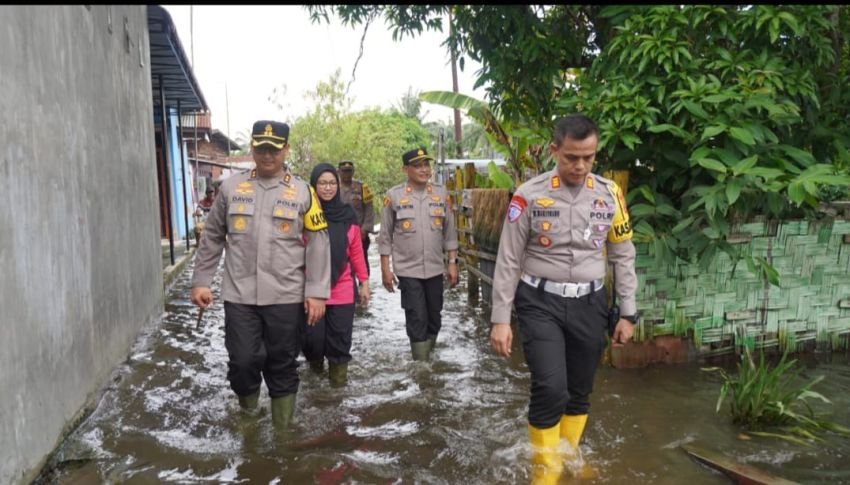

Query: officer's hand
[[490, 323, 513, 358], [611, 318, 635, 347], [447, 262, 459, 288], [191, 287, 213, 309], [382, 269, 397, 293], [359, 282, 371, 307], [305, 298, 326, 326]]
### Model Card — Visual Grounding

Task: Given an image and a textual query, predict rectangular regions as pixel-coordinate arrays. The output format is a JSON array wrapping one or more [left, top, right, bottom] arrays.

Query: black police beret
[[251, 120, 289, 149], [402, 148, 434, 165]]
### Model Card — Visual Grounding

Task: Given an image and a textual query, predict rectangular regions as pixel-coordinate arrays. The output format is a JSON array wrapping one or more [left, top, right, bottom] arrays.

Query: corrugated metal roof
[[147, 5, 208, 112]]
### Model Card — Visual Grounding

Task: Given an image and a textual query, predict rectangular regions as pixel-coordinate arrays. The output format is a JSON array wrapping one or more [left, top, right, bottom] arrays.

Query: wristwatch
[[447, 258, 458, 264], [622, 312, 639, 324]]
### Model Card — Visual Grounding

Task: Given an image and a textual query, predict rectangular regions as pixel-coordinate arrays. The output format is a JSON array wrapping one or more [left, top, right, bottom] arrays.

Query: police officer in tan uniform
[[378, 148, 459, 361], [489, 114, 638, 483], [191, 120, 331, 430], [338, 160, 374, 274]]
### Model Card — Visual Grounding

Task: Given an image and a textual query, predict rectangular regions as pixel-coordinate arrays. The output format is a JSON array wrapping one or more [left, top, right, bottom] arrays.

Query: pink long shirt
[[327, 224, 369, 305]]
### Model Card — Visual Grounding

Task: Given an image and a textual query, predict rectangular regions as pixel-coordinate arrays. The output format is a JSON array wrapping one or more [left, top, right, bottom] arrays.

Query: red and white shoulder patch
[[507, 194, 528, 223]]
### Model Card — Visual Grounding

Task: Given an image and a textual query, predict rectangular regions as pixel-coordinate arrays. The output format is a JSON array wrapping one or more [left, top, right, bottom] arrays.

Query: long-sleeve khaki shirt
[[490, 170, 638, 324], [192, 168, 331, 305], [378, 182, 459, 279], [339, 179, 374, 235]]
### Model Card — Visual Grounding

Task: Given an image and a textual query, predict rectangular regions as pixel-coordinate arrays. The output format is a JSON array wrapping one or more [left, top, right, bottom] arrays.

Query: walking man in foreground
[[378, 148, 459, 361], [190, 120, 330, 430], [489, 114, 639, 483]]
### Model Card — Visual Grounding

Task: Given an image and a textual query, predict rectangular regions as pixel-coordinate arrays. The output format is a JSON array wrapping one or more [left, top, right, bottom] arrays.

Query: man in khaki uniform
[[489, 114, 638, 483], [191, 120, 330, 430], [338, 160, 374, 274], [378, 148, 459, 360]]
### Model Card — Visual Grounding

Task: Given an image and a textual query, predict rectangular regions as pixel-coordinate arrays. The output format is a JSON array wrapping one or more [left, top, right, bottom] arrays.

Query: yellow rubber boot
[[528, 423, 563, 485], [559, 414, 596, 479], [559, 414, 588, 451]]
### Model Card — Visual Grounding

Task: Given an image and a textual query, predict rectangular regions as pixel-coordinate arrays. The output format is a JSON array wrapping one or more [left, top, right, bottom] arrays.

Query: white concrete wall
[[0, 6, 162, 483]]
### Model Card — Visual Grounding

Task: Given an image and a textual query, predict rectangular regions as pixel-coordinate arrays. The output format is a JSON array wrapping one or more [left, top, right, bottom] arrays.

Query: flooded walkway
[[41, 252, 850, 484]]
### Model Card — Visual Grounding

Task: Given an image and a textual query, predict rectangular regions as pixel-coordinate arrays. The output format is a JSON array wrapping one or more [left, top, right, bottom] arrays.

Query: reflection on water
[[39, 253, 850, 484]]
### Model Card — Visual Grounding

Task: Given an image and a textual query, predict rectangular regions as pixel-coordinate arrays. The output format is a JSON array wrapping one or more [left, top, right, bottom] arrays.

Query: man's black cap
[[338, 160, 355, 171], [251, 120, 289, 149], [402, 148, 434, 165]]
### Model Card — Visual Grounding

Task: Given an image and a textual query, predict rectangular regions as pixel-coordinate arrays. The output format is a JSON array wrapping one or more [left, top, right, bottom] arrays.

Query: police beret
[[402, 148, 434, 165], [251, 120, 289, 149]]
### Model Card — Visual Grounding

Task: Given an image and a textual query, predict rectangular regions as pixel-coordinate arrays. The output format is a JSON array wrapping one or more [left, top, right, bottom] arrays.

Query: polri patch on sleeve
[[507, 194, 528, 223]]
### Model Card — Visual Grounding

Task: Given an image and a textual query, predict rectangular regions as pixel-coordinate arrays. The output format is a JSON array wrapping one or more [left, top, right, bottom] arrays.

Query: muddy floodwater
[[40, 253, 850, 484]]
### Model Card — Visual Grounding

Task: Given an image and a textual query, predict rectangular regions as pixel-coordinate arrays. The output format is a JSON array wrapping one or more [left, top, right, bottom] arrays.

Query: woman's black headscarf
[[310, 163, 358, 287]]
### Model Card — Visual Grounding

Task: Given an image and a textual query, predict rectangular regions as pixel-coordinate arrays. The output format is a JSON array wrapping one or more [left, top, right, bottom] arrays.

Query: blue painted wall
[[166, 108, 194, 240]]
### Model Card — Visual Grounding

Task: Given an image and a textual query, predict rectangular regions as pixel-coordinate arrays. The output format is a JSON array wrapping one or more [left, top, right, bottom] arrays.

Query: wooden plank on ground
[[681, 444, 799, 485]]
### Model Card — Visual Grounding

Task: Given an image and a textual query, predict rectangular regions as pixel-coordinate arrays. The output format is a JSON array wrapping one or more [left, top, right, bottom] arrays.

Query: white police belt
[[520, 273, 604, 298]]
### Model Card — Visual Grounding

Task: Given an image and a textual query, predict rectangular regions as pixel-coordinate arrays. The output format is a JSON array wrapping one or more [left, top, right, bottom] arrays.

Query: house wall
[[0, 6, 162, 483]]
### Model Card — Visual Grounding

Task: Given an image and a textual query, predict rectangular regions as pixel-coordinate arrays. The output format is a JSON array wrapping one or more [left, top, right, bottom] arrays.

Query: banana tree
[[419, 91, 549, 185]]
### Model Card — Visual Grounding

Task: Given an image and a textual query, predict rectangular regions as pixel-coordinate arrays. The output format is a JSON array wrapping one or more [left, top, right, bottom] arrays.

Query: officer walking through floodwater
[[338, 160, 374, 275], [489, 114, 638, 483], [190, 120, 331, 430], [378, 148, 459, 361]]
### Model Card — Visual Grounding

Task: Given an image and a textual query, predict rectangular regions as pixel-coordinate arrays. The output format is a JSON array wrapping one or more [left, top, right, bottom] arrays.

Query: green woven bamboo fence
[[634, 218, 850, 355]]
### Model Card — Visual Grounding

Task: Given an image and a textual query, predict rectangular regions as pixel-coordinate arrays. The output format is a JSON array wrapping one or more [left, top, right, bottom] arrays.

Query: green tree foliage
[[421, 119, 494, 161], [395, 86, 428, 121], [306, 5, 610, 128], [420, 91, 549, 185], [557, 5, 850, 274], [287, 72, 432, 205], [309, 5, 850, 276]]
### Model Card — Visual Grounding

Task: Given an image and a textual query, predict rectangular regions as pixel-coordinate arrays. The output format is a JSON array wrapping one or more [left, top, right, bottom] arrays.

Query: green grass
[[703, 346, 850, 445]]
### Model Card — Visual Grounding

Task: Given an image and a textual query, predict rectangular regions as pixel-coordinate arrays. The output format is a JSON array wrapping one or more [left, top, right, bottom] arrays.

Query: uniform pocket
[[228, 203, 255, 235], [395, 208, 417, 234], [272, 207, 300, 238], [428, 205, 445, 231]]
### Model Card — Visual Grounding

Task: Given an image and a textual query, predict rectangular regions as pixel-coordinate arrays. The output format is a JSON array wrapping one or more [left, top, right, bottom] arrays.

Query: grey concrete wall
[[0, 6, 162, 483]]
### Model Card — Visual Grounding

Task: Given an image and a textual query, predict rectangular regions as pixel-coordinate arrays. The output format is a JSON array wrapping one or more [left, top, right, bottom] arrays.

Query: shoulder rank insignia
[[236, 181, 254, 195], [383, 196, 391, 207], [550, 175, 561, 189], [586, 176, 594, 189]]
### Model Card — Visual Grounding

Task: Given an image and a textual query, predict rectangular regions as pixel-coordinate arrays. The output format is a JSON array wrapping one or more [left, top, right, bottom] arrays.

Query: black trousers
[[398, 275, 444, 343], [223, 301, 303, 398], [514, 281, 609, 429], [362, 236, 371, 276], [301, 303, 356, 364]]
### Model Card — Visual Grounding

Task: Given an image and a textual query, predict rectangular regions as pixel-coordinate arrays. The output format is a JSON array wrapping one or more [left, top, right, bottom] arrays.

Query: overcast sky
[[163, 5, 487, 140]]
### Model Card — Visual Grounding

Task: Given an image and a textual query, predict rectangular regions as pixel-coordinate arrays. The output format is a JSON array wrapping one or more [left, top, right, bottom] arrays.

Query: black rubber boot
[[411, 340, 431, 361], [271, 393, 296, 430], [308, 360, 324, 374], [328, 362, 348, 388], [238, 391, 259, 411]]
